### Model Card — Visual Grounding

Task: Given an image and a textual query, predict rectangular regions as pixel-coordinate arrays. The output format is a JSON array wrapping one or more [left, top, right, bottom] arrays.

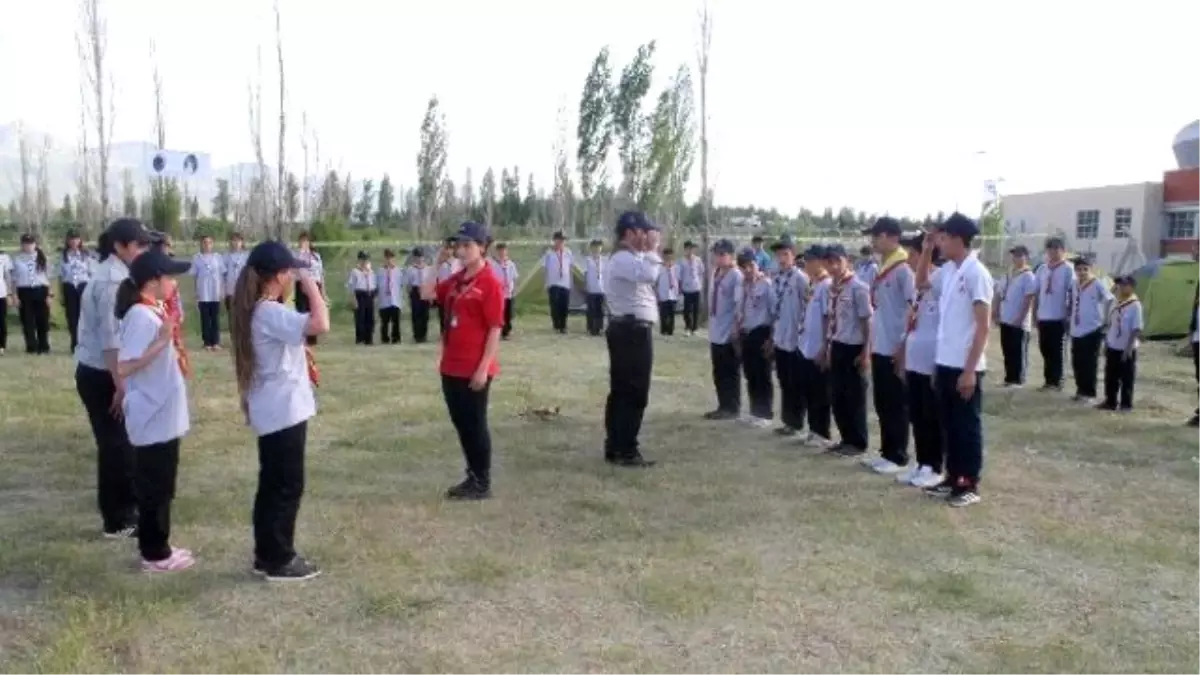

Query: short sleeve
[[854, 284, 873, 319], [970, 267, 994, 305], [897, 265, 917, 304], [118, 307, 158, 362], [929, 267, 945, 301], [189, 255, 200, 276], [1099, 283, 1114, 303], [1022, 273, 1038, 296], [511, 262, 519, 279], [482, 276, 505, 329], [1131, 304, 1145, 331], [257, 301, 310, 346]]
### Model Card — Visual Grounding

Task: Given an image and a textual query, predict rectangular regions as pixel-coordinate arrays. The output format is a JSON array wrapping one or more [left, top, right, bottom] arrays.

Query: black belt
[[610, 315, 653, 327]]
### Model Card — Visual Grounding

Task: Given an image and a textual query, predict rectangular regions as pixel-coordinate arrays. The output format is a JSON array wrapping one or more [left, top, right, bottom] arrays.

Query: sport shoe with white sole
[[264, 556, 322, 582], [895, 465, 921, 484], [870, 458, 908, 475], [947, 489, 982, 508], [103, 525, 137, 540], [141, 548, 195, 573], [748, 417, 772, 429], [909, 466, 944, 488]]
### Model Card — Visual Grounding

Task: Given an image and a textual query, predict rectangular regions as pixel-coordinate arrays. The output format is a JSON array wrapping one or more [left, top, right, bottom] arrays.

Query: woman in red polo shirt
[[421, 221, 505, 500]]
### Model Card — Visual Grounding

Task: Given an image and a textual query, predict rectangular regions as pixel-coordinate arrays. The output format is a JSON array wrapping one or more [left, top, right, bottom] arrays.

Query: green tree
[[498, 167, 522, 226], [354, 178, 375, 224], [284, 172, 300, 223], [523, 173, 538, 226], [340, 174, 354, 221], [610, 41, 657, 202], [479, 167, 496, 226], [150, 179, 182, 235], [122, 186, 138, 217], [58, 194, 74, 224], [317, 170, 341, 220], [416, 95, 448, 238], [212, 178, 231, 222], [576, 47, 614, 229], [638, 65, 693, 222], [377, 174, 395, 224]]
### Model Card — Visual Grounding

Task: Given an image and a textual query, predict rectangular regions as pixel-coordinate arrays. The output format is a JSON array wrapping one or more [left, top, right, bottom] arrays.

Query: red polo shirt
[[436, 263, 505, 379]]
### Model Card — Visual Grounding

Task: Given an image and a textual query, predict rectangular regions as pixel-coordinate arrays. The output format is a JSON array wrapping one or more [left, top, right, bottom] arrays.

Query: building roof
[[1173, 120, 1199, 170]]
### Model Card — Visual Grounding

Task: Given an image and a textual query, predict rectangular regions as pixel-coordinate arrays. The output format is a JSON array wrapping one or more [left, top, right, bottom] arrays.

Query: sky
[[1, 0, 1197, 218]]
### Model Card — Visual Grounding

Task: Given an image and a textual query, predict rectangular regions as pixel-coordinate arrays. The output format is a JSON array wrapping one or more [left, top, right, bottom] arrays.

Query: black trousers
[[62, 282, 86, 352], [409, 289, 430, 343], [585, 293, 605, 335], [829, 341, 869, 450], [658, 300, 677, 336], [197, 301, 221, 347], [502, 298, 514, 338], [75, 364, 137, 532], [800, 354, 831, 439], [775, 349, 807, 430], [1193, 341, 1198, 417], [437, 303, 448, 335], [604, 319, 654, 459], [906, 370, 943, 473], [1037, 319, 1067, 387], [549, 286, 570, 333], [741, 326, 774, 419], [999, 323, 1029, 385], [135, 439, 180, 562], [1071, 329, 1103, 397], [935, 366, 984, 489], [379, 306, 401, 344], [294, 282, 322, 345], [871, 353, 909, 464], [441, 375, 493, 485], [17, 286, 50, 353], [710, 342, 742, 414], [1103, 348, 1137, 409], [0, 297, 8, 350], [254, 421, 307, 569], [353, 290, 376, 344], [682, 292, 701, 332]]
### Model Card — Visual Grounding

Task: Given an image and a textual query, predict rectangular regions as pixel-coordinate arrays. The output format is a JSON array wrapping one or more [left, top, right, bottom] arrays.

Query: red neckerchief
[[1044, 260, 1064, 295], [138, 292, 191, 378], [710, 267, 730, 316], [1074, 277, 1095, 326], [1111, 295, 1139, 338]]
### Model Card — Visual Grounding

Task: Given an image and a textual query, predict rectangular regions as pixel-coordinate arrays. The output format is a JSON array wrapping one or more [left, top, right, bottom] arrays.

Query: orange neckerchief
[[1074, 275, 1096, 326], [264, 295, 319, 387], [870, 248, 909, 308], [139, 292, 191, 378], [1111, 294, 1139, 338]]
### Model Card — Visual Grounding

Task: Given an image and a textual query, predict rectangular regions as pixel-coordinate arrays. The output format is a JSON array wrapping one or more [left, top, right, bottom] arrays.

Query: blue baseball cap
[[863, 216, 902, 237], [736, 247, 757, 266], [822, 243, 848, 259], [770, 234, 796, 251], [941, 212, 979, 240], [452, 221, 491, 245], [247, 240, 309, 274], [616, 210, 659, 234], [711, 239, 735, 255], [129, 248, 191, 285], [803, 244, 827, 259]]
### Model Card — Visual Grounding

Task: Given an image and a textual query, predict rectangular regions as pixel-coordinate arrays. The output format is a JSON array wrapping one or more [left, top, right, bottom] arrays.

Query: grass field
[[0, 313, 1197, 673]]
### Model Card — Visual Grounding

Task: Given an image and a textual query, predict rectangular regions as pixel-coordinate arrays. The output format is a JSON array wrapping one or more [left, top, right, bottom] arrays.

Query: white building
[[1002, 182, 1165, 275]]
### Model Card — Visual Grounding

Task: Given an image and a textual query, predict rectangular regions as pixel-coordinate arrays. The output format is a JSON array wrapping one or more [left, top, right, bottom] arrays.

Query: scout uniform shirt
[[826, 273, 872, 346], [708, 266, 744, 345], [799, 276, 831, 361], [739, 273, 774, 331], [377, 265, 404, 310], [585, 254, 607, 295], [224, 249, 249, 294], [118, 304, 190, 447], [59, 250, 92, 288], [294, 249, 324, 283], [869, 249, 916, 357], [1035, 261, 1075, 322], [542, 248, 574, 290], [490, 258, 519, 299], [246, 300, 317, 437], [655, 263, 680, 302], [407, 263, 433, 290], [438, 258, 461, 282], [771, 266, 808, 353], [11, 252, 50, 288], [935, 253, 993, 372], [1105, 295, 1143, 352], [190, 252, 224, 302], [605, 248, 662, 322], [856, 258, 879, 287], [1069, 276, 1113, 338], [347, 266, 377, 293], [75, 255, 128, 370], [678, 255, 705, 294], [904, 266, 944, 376], [0, 252, 11, 297], [997, 266, 1037, 330]]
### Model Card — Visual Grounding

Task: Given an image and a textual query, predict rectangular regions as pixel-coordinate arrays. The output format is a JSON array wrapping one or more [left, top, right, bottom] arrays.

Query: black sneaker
[[102, 525, 137, 540], [252, 559, 267, 576], [947, 489, 982, 508], [1039, 383, 1063, 392], [264, 556, 321, 582], [774, 426, 797, 437], [1094, 402, 1117, 411], [446, 477, 491, 500], [833, 444, 866, 458], [615, 455, 656, 468], [1188, 414, 1199, 428], [922, 480, 955, 499], [703, 409, 738, 421]]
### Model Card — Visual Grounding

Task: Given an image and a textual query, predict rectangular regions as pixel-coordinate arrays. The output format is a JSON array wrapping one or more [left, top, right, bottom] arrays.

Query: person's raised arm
[[299, 272, 330, 335]]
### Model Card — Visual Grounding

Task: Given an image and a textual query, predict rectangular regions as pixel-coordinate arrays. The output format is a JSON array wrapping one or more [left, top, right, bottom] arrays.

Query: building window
[[1166, 211, 1198, 239], [1113, 208, 1132, 239], [1075, 210, 1100, 240]]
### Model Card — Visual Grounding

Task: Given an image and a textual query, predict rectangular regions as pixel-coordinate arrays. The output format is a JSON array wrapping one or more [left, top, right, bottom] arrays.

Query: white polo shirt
[[935, 252, 993, 372], [118, 305, 190, 447], [246, 300, 316, 437]]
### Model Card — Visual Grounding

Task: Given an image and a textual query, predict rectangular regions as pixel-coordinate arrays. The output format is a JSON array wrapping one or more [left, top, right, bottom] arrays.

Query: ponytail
[[34, 247, 47, 273], [229, 265, 265, 396], [114, 278, 140, 320], [97, 232, 114, 261]]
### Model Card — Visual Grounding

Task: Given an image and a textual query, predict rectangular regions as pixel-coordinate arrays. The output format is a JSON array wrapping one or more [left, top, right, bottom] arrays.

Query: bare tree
[[151, 40, 166, 149], [34, 137, 53, 234], [274, 0, 287, 239], [76, 83, 96, 232], [552, 104, 575, 234], [77, 0, 114, 220], [247, 47, 270, 236], [696, 1, 713, 234], [16, 123, 32, 229], [300, 111, 310, 224]]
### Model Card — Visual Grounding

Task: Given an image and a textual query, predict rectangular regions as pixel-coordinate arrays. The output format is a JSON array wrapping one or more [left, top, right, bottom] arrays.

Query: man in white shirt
[[584, 239, 607, 336], [926, 213, 993, 508], [543, 231, 574, 334], [0, 249, 11, 354], [677, 241, 705, 336]]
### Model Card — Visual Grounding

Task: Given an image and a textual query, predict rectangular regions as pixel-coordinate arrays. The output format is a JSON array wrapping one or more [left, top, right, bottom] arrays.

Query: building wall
[[1002, 183, 1162, 274], [1164, 168, 1199, 204]]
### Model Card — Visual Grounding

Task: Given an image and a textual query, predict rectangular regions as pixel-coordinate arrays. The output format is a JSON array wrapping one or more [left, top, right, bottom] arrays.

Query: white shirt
[[604, 249, 661, 323], [377, 265, 405, 309], [905, 266, 944, 376], [543, 248, 574, 289], [190, 252, 224, 302], [0, 253, 11, 297], [294, 249, 324, 283], [935, 253, 993, 372], [76, 256, 129, 370], [584, 255, 607, 295], [246, 301, 316, 437], [490, 259, 519, 298], [224, 250, 249, 294], [118, 305, 190, 446], [655, 263, 680, 302], [347, 267, 377, 292]]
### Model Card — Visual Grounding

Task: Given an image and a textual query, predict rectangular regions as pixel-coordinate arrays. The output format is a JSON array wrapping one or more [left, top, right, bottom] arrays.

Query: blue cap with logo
[[822, 243, 848, 259], [452, 221, 491, 245], [941, 212, 979, 239], [736, 247, 757, 265], [803, 244, 827, 259], [770, 234, 796, 251], [711, 238, 736, 255], [616, 210, 658, 234], [248, 239, 310, 274], [129, 248, 192, 285]]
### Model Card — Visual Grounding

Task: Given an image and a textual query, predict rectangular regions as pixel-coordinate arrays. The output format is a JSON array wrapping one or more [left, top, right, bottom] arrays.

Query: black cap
[[751, 235, 764, 244], [247, 240, 309, 274], [552, 230, 567, 241], [863, 216, 902, 237], [900, 232, 925, 250], [19, 233, 35, 244], [411, 247, 425, 257], [1045, 236, 1065, 250], [770, 234, 796, 251], [736, 248, 757, 266], [616, 210, 658, 234], [357, 250, 370, 261], [1009, 244, 1030, 256], [451, 221, 491, 245], [129, 248, 192, 286], [1070, 255, 1091, 267], [104, 218, 156, 246], [683, 240, 696, 248], [589, 239, 603, 247], [1114, 275, 1137, 287], [711, 239, 735, 255], [941, 212, 979, 240], [804, 244, 827, 260], [823, 244, 849, 260]]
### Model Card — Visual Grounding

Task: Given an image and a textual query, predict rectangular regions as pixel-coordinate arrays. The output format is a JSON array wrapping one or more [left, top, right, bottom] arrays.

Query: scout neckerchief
[[667, 263, 677, 296], [908, 265, 942, 333], [1073, 274, 1096, 327], [710, 266, 731, 317], [869, 248, 908, 309], [774, 265, 794, 315], [1110, 294, 1139, 338], [684, 255, 700, 286], [1003, 263, 1031, 303], [828, 270, 856, 338], [383, 264, 395, 300], [555, 248, 566, 280], [139, 291, 191, 379], [1043, 260, 1065, 295], [738, 270, 767, 333], [592, 254, 604, 288]]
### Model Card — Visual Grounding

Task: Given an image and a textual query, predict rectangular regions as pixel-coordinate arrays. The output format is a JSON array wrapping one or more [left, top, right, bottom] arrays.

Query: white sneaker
[[858, 454, 879, 467], [870, 458, 908, 475], [795, 431, 813, 444], [806, 434, 833, 448], [737, 414, 755, 425], [895, 464, 921, 484], [752, 417, 773, 429], [910, 465, 944, 488]]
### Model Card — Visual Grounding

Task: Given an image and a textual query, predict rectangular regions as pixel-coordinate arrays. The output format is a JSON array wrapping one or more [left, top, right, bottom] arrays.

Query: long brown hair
[[229, 265, 270, 395]]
